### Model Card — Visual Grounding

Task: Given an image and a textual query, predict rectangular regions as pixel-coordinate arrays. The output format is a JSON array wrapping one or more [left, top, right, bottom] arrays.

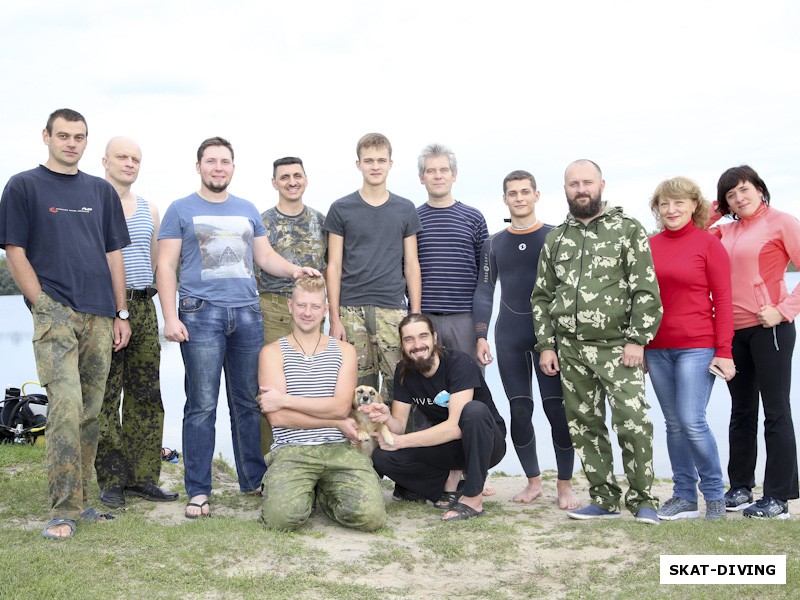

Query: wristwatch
[[116, 309, 130, 320]]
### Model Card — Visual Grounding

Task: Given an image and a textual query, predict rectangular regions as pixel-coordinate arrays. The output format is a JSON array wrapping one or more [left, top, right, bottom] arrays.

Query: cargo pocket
[[31, 293, 56, 387]]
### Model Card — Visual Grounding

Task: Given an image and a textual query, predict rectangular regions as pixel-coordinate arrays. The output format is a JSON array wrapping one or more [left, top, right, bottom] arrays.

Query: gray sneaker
[[724, 487, 754, 512], [657, 496, 699, 521], [705, 499, 726, 521]]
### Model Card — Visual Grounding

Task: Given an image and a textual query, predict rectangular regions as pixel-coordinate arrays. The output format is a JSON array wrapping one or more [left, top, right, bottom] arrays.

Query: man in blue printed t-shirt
[[157, 136, 320, 519]]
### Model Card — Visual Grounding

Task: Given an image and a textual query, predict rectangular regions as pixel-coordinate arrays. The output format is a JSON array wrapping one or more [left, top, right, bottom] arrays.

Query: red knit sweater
[[647, 222, 734, 358]]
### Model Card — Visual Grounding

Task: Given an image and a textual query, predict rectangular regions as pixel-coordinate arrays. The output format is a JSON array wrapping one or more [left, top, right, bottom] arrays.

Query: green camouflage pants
[[260, 442, 386, 531], [340, 305, 405, 400], [95, 296, 164, 490], [31, 291, 113, 521], [557, 337, 657, 514]]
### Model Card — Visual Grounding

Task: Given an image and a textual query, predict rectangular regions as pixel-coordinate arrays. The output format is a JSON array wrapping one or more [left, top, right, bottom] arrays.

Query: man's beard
[[567, 192, 603, 219], [403, 350, 436, 373], [205, 178, 229, 193]]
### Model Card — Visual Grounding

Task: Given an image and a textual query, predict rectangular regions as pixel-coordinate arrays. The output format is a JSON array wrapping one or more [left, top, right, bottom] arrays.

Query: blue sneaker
[[635, 506, 660, 525], [567, 504, 620, 520], [742, 496, 790, 520]]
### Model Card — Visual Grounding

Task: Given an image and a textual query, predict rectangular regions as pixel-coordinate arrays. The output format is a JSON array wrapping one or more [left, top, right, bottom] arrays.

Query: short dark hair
[[197, 136, 234, 163], [272, 157, 305, 179], [716, 165, 770, 219], [503, 170, 537, 194], [46, 108, 87, 136]]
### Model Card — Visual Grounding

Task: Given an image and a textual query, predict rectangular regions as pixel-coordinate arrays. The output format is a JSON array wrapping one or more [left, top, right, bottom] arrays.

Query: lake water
[[2, 275, 799, 485]]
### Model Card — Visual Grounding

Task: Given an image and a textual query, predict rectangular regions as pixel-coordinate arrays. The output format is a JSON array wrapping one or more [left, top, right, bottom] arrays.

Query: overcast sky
[[2, 1, 797, 233]]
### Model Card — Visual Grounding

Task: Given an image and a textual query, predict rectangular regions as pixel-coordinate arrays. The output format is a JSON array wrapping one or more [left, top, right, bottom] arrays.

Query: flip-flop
[[79, 507, 115, 523], [442, 501, 485, 521], [185, 500, 210, 519], [42, 518, 76, 539], [433, 491, 462, 510]]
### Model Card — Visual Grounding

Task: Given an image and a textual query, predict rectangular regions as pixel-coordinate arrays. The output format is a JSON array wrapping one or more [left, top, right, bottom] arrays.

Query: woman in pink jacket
[[711, 165, 799, 519]]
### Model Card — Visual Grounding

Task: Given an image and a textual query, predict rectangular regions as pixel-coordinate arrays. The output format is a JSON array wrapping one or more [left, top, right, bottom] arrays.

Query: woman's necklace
[[510, 219, 539, 231], [291, 332, 323, 361]]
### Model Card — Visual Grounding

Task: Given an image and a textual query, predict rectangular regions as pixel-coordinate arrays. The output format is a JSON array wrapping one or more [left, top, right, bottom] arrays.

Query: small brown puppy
[[351, 385, 394, 456]]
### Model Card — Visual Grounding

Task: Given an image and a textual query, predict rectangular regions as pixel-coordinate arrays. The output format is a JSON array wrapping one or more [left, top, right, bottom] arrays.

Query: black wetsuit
[[473, 225, 574, 480]]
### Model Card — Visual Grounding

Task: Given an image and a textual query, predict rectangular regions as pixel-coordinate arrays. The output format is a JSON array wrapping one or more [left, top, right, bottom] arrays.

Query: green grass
[[1, 445, 798, 600]]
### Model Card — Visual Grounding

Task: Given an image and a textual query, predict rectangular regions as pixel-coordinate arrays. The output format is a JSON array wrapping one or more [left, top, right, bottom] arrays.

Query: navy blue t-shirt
[[393, 349, 506, 435], [0, 166, 129, 317]]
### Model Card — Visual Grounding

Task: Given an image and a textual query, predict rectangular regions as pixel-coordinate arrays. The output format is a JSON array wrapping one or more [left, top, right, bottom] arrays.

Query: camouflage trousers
[[257, 292, 327, 456], [31, 291, 113, 521], [95, 295, 164, 490], [340, 305, 405, 400], [557, 337, 657, 514], [260, 442, 386, 531]]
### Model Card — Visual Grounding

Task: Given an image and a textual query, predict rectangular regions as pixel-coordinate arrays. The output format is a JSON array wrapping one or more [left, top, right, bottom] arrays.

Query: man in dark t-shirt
[[366, 314, 506, 521], [0, 108, 131, 539]]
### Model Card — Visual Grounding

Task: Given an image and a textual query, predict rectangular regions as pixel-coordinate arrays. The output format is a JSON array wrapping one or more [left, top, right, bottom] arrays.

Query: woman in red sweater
[[710, 165, 799, 519], [646, 177, 735, 521]]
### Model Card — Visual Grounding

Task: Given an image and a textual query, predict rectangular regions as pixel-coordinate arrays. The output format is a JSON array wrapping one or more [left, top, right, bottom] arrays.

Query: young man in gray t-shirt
[[323, 133, 422, 400]]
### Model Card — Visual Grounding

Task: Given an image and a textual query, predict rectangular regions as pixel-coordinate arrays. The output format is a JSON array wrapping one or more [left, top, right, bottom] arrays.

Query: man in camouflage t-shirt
[[531, 160, 663, 525], [257, 156, 327, 454]]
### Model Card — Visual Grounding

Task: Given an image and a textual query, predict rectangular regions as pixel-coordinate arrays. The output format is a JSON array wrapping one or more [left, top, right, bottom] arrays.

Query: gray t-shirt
[[159, 192, 266, 308], [323, 191, 422, 309]]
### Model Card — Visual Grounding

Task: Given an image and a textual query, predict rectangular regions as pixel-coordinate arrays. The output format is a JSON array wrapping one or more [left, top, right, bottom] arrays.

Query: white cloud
[[1, 0, 797, 233]]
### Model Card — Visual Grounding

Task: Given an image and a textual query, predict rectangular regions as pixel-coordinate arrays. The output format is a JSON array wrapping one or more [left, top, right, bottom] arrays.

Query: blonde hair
[[291, 275, 326, 299], [649, 176, 709, 230]]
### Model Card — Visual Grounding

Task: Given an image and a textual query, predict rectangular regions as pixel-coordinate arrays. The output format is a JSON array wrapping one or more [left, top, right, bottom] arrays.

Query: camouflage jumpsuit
[[532, 207, 663, 514]]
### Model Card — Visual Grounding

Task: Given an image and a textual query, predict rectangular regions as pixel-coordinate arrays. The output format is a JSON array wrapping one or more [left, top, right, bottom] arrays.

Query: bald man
[[95, 137, 178, 508], [531, 159, 663, 525]]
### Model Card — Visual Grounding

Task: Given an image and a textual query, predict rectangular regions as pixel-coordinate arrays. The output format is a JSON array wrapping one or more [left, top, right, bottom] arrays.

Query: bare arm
[[326, 232, 345, 341], [106, 249, 131, 351], [156, 238, 188, 342], [148, 201, 160, 274], [259, 340, 357, 428], [403, 234, 422, 314], [253, 236, 320, 280], [374, 389, 473, 450], [4, 245, 41, 303]]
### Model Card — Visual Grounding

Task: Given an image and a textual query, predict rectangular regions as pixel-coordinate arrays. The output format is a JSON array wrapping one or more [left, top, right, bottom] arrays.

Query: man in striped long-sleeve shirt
[[416, 143, 488, 363]]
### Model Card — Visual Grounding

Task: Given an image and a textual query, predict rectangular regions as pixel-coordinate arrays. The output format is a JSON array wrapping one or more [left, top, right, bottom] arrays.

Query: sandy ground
[[131, 463, 797, 599]]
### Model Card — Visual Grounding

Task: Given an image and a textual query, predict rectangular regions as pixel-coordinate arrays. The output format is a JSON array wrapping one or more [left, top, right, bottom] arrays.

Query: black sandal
[[433, 491, 462, 510]]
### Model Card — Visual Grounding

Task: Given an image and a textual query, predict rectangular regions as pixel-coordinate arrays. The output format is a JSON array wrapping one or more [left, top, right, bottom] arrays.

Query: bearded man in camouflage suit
[[531, 160, 663, 525], [257, 157, 327, 455]]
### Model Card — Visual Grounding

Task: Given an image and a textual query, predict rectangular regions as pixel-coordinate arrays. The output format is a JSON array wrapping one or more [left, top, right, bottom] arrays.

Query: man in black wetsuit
[[473, 170, 579, 508]]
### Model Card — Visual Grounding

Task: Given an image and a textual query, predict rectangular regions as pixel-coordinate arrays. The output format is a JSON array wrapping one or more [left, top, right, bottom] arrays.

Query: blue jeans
[[645, 347, 724, 502], [179, 297, 266, 497]]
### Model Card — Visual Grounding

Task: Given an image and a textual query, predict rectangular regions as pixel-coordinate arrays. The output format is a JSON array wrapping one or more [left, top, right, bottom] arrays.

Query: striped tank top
[[122, 196, 154, 289], [270, 336, 347, 450]]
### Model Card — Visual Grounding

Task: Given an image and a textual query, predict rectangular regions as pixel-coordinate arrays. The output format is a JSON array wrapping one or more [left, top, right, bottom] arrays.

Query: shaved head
[[105, 136, 141, 157], [103, 136, 142, 188]]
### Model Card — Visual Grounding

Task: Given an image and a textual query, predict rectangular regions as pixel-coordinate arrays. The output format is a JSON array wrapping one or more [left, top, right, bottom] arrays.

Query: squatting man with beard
[[364, 314, 507, 521], [531, 159, 663, 525]]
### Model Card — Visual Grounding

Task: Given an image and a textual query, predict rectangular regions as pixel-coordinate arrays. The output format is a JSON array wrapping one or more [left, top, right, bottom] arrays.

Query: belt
[[126, 287, 157, 301]]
